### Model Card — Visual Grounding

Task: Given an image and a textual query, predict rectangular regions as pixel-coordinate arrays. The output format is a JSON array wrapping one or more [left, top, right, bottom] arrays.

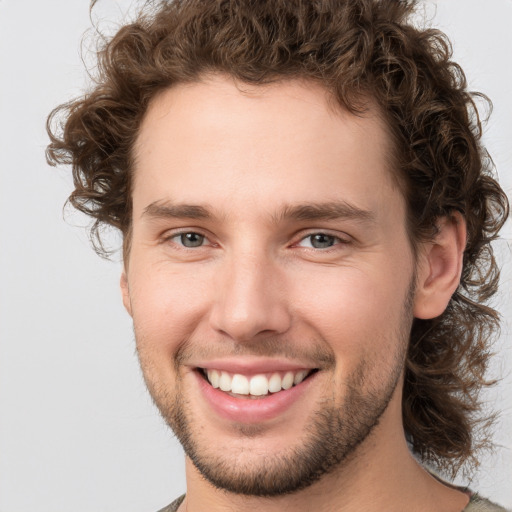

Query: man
[[46, 0, 509, 510]]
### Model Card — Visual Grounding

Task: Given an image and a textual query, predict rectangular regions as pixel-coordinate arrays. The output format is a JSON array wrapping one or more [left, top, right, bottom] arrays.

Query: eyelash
[[163, 231, 212, 249], [295, 232, 350, 250], [163, 230, 351, 251]]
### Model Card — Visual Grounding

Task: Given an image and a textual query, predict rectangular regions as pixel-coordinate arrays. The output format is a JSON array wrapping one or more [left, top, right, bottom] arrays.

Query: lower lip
[[195, 370, 316, 424]]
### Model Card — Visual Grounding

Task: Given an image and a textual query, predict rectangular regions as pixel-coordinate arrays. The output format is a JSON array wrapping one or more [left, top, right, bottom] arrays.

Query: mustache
[[175, 336, 336, 369]]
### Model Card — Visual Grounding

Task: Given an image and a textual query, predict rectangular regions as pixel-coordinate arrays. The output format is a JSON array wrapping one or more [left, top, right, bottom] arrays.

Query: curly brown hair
[[46, 0, 509, 477]]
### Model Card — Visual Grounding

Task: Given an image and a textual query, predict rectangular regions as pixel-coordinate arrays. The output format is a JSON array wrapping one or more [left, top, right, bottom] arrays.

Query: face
[[123, 76, 417, 496]]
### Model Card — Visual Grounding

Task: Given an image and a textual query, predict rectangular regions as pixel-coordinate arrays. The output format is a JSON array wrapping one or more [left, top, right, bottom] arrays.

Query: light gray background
[[0, 1, 510, 511]]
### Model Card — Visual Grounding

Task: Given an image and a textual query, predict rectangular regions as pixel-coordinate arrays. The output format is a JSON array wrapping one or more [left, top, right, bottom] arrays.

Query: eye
[[297, 233, 345, 249], [170, 232, 206, 248]]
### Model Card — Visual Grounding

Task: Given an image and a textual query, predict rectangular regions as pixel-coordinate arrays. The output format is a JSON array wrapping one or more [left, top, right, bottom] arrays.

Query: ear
[[120, 269, 133, 317], [414, 212, 467, 319]]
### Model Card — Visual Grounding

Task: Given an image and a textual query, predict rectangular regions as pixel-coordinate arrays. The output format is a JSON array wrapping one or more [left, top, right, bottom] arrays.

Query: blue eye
[[174, 232, 205, 248], [299, 233, 341, 249]]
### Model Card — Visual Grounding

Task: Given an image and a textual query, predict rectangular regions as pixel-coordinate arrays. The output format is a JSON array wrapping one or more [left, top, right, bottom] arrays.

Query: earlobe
[[120, 270, 133, 317], [413, 213, 467, 320]]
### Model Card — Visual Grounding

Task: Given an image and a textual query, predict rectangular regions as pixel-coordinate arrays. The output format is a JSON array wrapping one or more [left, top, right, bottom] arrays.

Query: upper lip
[[191, 357, 319, 375]]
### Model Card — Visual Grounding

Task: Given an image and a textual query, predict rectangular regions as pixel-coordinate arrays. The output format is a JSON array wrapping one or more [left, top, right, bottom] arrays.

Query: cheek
[[293, 263, 412, 360], [128, 261, 214, 356]]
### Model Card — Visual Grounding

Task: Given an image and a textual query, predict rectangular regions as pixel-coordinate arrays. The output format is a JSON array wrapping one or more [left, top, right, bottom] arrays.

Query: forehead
[[132, 75, 401, 221]]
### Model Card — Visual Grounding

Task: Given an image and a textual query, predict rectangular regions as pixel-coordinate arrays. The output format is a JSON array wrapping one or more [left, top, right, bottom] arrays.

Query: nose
[[209, 249, 292, 342]]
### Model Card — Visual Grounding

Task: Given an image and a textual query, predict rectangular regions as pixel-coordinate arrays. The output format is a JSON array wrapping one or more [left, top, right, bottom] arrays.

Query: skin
[[121, 75, 468, 511]]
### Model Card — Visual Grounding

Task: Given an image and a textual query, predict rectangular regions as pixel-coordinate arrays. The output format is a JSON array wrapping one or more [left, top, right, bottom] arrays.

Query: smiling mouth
[[197, 368, 318, 398]]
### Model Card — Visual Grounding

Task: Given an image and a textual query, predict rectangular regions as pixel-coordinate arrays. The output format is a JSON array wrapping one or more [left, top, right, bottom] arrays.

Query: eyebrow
[[273, 201, 376, 224], [143, 201, 213, 220], [142, 199, 375, 224]]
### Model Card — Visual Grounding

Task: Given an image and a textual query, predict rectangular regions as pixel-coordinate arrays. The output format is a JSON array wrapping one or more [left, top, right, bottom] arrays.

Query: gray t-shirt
[[156, 493, 510, 511]]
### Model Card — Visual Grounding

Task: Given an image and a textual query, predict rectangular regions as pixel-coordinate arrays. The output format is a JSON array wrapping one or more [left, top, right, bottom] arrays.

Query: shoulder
[[464, 494, 510, 512], [155, 494, 186, 512]]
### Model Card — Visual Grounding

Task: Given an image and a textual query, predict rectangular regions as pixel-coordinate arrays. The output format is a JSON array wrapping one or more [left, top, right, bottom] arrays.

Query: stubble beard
[[138, 283, 415, 497], [167, 368, 403, 497]]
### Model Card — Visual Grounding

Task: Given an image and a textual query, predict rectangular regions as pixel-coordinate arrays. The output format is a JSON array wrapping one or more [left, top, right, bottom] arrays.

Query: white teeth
[[231, 374, 250, 395], [219, 372, 232, 392], [282, 371, 294, 390], [293, 370, 308, 385], [208, 369, 220, 388], [249, 375, 269, 396], [204, 368, 313, 396], [268, 373, 282, 393]]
